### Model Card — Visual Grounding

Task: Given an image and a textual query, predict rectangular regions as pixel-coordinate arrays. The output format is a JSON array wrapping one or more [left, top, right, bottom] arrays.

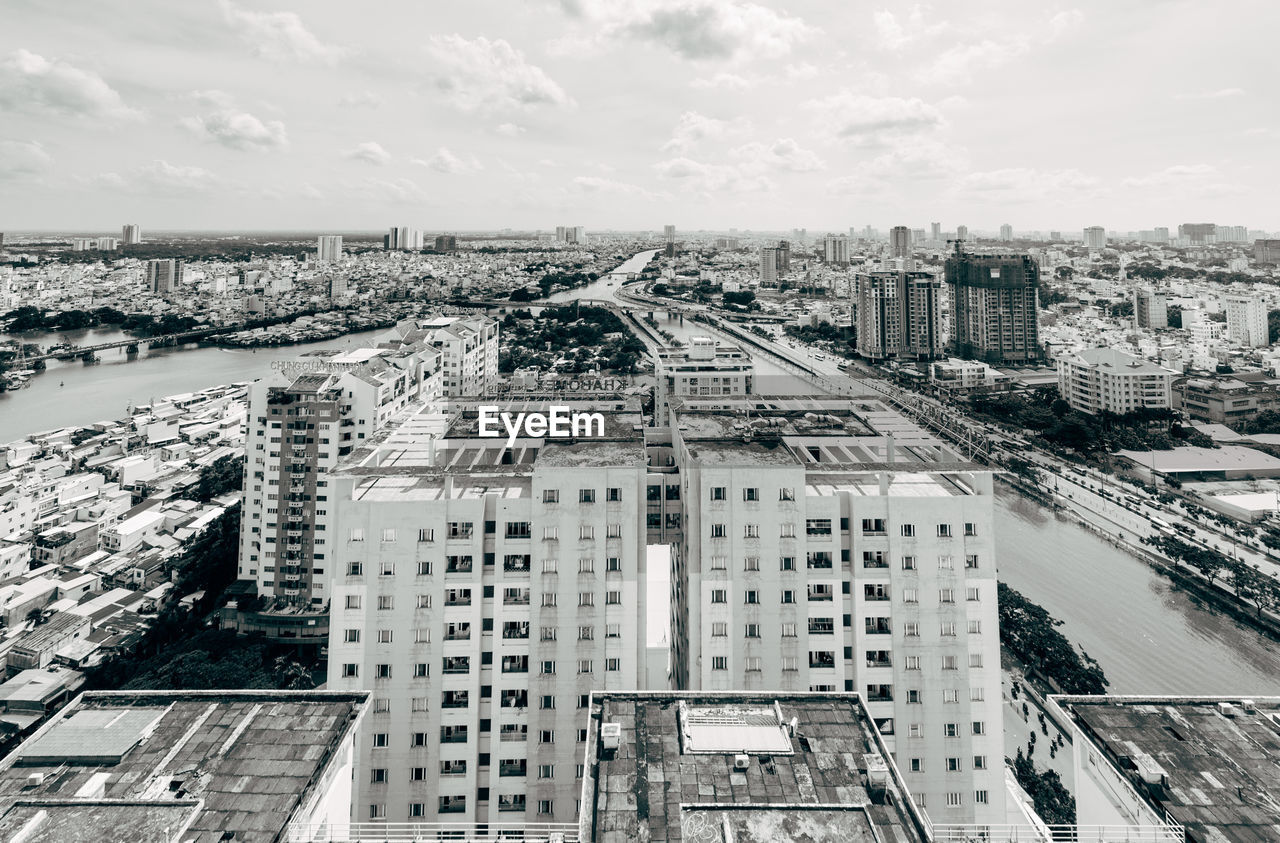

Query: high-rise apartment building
[[435, 234, 458, 252], [237, 341, 445, 607], [1254, 240, 1280, 264], [96, 237, 119, 250], [145, 259, 183, 294], [1056, 349, 1172, 415], [930, 222, 942, 242], [1178, 223, 1216, 244], [1224, 294, 1268, 347], [71, 238, 95, 251], [1217, 225, 1248, 243], [955, 224, 968, 243], [823, 234, 850, 265], [668, 396, 1005, 824], [657, 337, 753, 396], [664, 224, 675, 243], [855, 271, 944, 361], [946, 247, 1042, 363], [330, 394, 1005, 826], [760, 247, 779, 284], [318, 235, 343, 264], [889, 226, 912, 270], [998, 224, 1013, 242], [1083, 226, 1107, 250], [386, 227, 423, 251], [389, 316, 500, 397], [555, 226, 586, 245], [1134, 287, 1167, 329], [775, 240, 791, 273], [328, 398, 654, 825], [122, 224, 141, 245]]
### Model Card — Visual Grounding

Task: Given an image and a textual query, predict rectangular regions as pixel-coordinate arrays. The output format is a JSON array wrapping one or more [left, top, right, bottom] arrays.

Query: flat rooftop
[[1057, 695, 1280, 843], [0, 690, 367, 843], [582, 691, 928, 843]]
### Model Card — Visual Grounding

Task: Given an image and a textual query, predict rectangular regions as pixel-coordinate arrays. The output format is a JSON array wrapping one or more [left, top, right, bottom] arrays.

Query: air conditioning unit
[[1241, 699, 1257, 714], [601, 723, 622, 751], [25, 773, 44, 788], [1217, 702, 1238, 718], [733, 754, 750, 771]]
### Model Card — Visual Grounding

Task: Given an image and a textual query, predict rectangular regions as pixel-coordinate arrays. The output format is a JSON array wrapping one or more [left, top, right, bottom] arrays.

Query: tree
[[998, 583, 1108, 694], [193, 455, 244, 502], [1012, 751, 1076, 824]]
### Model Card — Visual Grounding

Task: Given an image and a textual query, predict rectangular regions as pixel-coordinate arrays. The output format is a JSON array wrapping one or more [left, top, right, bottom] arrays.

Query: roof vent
[[601, 723, 622, 752], [25, 773, 44, 788], [1241, 699, 1257, 714], [733, 754, 750, 771], [1217, 701, 1238, 718]]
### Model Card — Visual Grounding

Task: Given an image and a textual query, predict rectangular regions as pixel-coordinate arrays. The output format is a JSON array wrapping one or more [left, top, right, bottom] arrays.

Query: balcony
[[502, 623, 529, 640], [807, 588, 833, 603], [866, 652, 892, 668], [442, 658, 470, 674], [498, 761, 527, 777], [503, 591, 530, 606], [808, 652, 836, 669], [864, 619, 892, 635], [503, 555, 531, 574], [806, 554, 833, 570], [446, 559, 474, 574], [862, 554, 888, 569], [442, 693, 469, 709]]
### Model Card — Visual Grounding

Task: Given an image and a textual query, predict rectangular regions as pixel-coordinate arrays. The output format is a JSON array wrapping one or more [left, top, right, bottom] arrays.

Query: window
[[537, 800, 554, 816], [539, 764, 555, 779], [744, 590, 759, 605], [744, 524, 759, 538], [607, 556, 621, 572], [941, 621, 957, 636], [910, 758, 923, 772], [781, 622, 796, 637], [543, 489, 559, 503], [372, 733, 389, 748], [606, 590, 621, 605], [939, 588, 955, 604], [970, 653, 984, 668], [377, 595, 393, 611], [543, 558, 558, 574], [780, 487, 795, 501], [744, 623, 761, 638], [579, 488, 596, 503], [416, 561, 432, 576], [710, 555, 727, 570], [606, 623, 621, 638], [807, 519, 832, 536], [711, 486, 727, 501], [379, 560, 394, 576], [418, 528, 434, 542], [745, 657, 761, 672], [368, 804, 385, 820], [341, 663, 359, 678], [350, 528, 365, 542], [343, 629, 360, 643], [544, 526, 559, 541], [743, 487, 759, 501], [780, 556, 796, 570], [903, 588, 918, 604], [972, 721, 986, 735], [947, 757, 962, 772], [904, 621, 920, 637], [782, 656, 798, 671], [946, 792, 963, 808], [966, 587, 981, 602], [964, 522, 977, 537], [346, 562, 363, 576], [711, 589, 727, 604], [974, 756, 988, 770], [939, 554, 954, 570], [578, 557, 595, 573], [711, 622, 728, 637], [606, 657, 620, 671], [578, 592, 594, 607], [975, 790, 989, 805], [370, 768, 388, 784], [937, 523, 952, 538], [944, 689, 959, 703], [377, 629, 393, 644], [541, 695, 556, 710], [944, 723, 959, 738], [971, 687, 985, 701], [579, 526, 595, 540], [712, 656, 728, 670], [942, 655, 958, 670], [711, 524, 726, 538], [900, 524, 915, 537], [902, 555, 916, 571], [906, 690, 921, 704], [782, 589, 795, 604], [904, 656, 921, 670], [968, 620, 982, 634], [541, 626, 557, 641], [744, 556, 759, 571], [606, 523, 622, 538], [381, 528, 396, 543], [861, 518, 886, 535], [908, 723, 923, 737], [607, 487, 622, 502], [780, 523, 795, 538]]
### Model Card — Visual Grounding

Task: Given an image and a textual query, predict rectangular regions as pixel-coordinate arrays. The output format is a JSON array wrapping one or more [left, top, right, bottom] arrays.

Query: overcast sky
[[1, 0, 1275, 233]]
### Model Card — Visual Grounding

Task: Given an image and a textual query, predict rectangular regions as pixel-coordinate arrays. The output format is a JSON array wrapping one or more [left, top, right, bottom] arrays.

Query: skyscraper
[[434, 234, 458, 252], [930, 222, 942, 242], [317, 235, 343, 264], [122, 224, 141, 245], [1224, 294, 1268, 347], [775, 240, 791, 273], [1083, 226, 1107, 250], [760, 247, 779, 284], [855, 271, 944, 361], [823, 233, 849, 265], [955, 224, 969, 243], [664, 224, 675, 243], [947, 246, 1043, 363], [889, 226, 913, 270], [1135, 287, 1168, 329], [1178, 223, 1216, 244], [145, 259, 183, 294], [999, 224, 1013, 242]]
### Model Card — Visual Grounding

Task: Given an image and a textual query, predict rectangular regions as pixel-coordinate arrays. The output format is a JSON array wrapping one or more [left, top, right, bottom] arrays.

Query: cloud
[[805, 92, 946, 147], [561, 0, 812, 62], [0, 140, 53, 180], [344, 141, 391, 165], [181, 109, 287, 151], [353, 177, 428, 204], [1176, 88, 1245, 100], [338, 91, 381, 108], [872, 6, 949, 50], [954, 167, 1100, 204], [496, 122, 526, 137], [1120, 164, 1244, 196], [412, 147, 483, 174], [917, 10, 1082, 84], [427, 35, 572, 112], [662, 111, 747, 154], [219, 0, 345, 63], [0, 49, 140, 120], [134, 160, 221, 194], [827, 139, 964, 196], [571, 175, 663, 199], [730, 138, 825, 172], [690, 72, 752, 90], [652, 156, 773, 195]]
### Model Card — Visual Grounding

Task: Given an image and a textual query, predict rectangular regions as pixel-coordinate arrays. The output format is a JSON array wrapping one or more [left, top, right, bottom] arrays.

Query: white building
[[760, 248, 778, 284], [1224, 293, 1268, 347], [823, 234, 850, 265], [145, 259, 183, 294], [318, 235, 344, 264], [237, 340, 444, 606], [121, 223, 141, 245], [1056, 348, 1172, 415], [392, 316, 500, 398], [327, 395, 1006, 826], [657, 337, 753, 396], [1083, 226, 1107, 250]]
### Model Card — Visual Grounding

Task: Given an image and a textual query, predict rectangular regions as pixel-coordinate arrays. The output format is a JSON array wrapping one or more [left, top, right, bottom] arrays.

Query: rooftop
[[1056, 695, 1280, 843], [0, 690, 367, 843], [581, 691, 928, 843], [1064, 348, 1172, 376]]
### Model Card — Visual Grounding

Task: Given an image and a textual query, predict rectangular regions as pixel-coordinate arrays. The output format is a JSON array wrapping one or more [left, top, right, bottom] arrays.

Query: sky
[[1, 0, 1277, 233]]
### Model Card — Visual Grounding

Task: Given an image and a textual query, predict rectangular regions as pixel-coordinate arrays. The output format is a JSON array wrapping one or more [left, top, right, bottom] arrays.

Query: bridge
[[21, 324, 246, 364]]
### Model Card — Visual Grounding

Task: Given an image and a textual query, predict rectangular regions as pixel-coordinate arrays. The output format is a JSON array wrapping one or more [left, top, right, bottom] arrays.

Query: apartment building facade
[[327, 401, 654, 825], [237, 343, 443, 605], [656, 336, 753, 397], [392, 316, 500, 398], [1057, 348, 1172, 415], [946, 249, 1043, 364], [856, 271, 944, 361]]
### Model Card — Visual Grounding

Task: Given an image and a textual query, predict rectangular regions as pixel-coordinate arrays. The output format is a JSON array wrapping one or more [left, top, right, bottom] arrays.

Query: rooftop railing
[[284, 822, 580, 842]]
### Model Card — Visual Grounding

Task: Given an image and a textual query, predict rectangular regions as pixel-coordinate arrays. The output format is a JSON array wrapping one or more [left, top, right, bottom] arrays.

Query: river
[[5, 251, 1279, 694], [995, 485, 1280, 694], [0, 325, 392, 444]]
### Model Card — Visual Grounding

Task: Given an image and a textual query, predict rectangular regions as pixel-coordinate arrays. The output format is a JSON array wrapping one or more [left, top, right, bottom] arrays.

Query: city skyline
[[2, 0, 1277, 231]]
